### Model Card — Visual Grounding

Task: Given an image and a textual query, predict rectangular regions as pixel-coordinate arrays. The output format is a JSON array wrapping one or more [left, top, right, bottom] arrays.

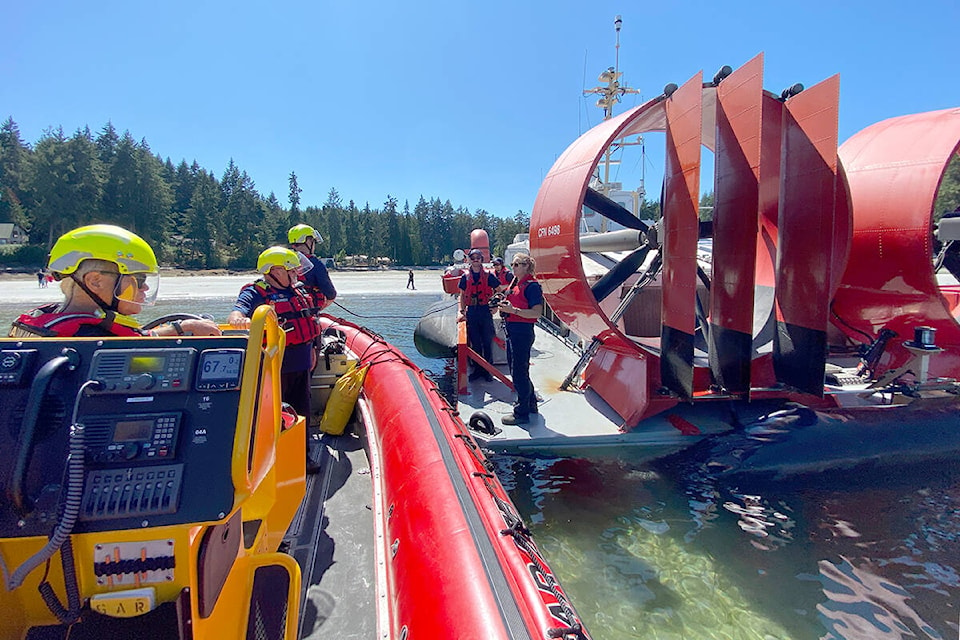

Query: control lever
[[857, 328, 897, 379], [10, 349, 79, 516]]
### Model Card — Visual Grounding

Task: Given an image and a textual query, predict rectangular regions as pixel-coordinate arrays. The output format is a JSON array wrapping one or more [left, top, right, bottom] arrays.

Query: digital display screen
[[129, 356, 165, 374], [199, 351, 243, 381], [114, 419, 154, 442]]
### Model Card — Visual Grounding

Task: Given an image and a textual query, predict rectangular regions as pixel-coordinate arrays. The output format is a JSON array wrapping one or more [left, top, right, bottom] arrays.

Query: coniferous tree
[[0, 117, 32, 227], [171, 160, 201, 219], [414, 196, 430, 263], [288, 171, 302, 217], [263, 192, 286, 244], [222, 165, 266, 267], [95, 122, 119, 167], [130, 139, 173, 251], [382, 195, 400, 261], [62, 126, 104, 228], [398, 199, 416, 265], [101, 131, 138, 230], [30, 127, 73, 245], [183, 170, 222, 268], [322, 188, 344, 255], [439, 200, 456, 261], [344, 200, 360, 255]]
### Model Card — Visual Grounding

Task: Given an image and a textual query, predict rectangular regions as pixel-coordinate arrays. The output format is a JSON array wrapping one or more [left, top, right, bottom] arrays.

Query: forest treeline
[[0, 118, 532, 269], [2, 117, 958, 270]]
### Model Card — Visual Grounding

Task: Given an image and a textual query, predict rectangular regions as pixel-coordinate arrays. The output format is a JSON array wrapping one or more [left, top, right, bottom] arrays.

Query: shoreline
[[0, 268, 248, 281], [0, 266, 443, 281]]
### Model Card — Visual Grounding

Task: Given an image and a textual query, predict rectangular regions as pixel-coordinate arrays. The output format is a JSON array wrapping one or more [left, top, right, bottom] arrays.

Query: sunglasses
[[470, 256, 483, 261], [100, 271, 148, 287], [512, 262, 527, 267]]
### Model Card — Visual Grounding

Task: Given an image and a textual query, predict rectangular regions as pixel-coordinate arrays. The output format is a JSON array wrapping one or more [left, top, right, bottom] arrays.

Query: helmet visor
[[114, 272, 159, 306], [295, 251, 315, 277]]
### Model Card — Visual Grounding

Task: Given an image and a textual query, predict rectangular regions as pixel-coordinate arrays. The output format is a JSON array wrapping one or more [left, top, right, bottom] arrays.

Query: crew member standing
[[491, 257, 513, 287], [497, 253, 543, 425], [288, 224, 337, 312], [458, 248, 501, 381], [228, 246, 321, 473]]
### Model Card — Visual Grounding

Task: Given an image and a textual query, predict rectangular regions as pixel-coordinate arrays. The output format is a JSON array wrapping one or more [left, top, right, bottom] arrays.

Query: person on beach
[[491, 257, 513, 287], [228, 246, 320, 473], [458, 248, 501, 381], [10, 224, 221, 338], [36, 270, 45, 288], [496, 253, 543, 425], [288, 224, 337, 312], [407, 269, 415, 290]]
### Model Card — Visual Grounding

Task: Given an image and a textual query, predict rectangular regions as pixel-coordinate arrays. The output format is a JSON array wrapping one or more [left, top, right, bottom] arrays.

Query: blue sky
[[4, 0, 958, 219]]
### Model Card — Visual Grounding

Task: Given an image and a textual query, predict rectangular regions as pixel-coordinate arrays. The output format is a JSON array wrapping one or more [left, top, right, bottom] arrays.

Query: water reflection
[[496, 453, 960, 639], [810, 556, 946, 639]]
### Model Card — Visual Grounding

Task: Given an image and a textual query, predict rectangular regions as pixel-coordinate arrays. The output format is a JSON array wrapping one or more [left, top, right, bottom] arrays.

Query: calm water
[[3, 275, 959, 639]]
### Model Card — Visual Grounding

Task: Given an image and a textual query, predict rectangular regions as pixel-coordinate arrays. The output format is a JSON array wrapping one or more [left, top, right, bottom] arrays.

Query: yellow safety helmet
[[288, 224, 323, 245], [257, 246, 301, 274], [48, 224, 160, 306], [48, 224, 158, 276]]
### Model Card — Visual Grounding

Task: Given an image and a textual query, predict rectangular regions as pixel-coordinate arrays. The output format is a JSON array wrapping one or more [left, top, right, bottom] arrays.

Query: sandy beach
[[0, 268, 446, 330], [1, 268, 443, 300]]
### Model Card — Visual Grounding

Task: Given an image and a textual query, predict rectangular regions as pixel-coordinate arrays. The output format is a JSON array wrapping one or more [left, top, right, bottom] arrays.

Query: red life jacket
[[462, 270, 496, 307], [299, 255, 332, 311], [245, 280, 320, 346], [493, 268, 512, 287], [505, 277, 538, 324], [10, 303, 144, 337], [301, 284, 327, 312]]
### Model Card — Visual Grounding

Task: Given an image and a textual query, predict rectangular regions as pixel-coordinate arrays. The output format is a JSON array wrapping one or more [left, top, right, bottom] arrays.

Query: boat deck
[[454, 324, 756, 457], [287, 424, 376, 639]]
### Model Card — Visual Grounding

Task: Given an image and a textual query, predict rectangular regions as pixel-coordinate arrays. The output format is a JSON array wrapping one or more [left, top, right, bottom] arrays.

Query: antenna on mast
[[583, 15, 640, 120], [583, 15, 646, 222]]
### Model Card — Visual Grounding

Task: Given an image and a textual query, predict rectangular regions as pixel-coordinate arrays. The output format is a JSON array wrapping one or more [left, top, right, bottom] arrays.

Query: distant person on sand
[[407, 269, 415, 289], [36, 270, 45, 288], [10, 224, 220, 338], [288, 224, 337, 312], [228, 246, 320, 473]]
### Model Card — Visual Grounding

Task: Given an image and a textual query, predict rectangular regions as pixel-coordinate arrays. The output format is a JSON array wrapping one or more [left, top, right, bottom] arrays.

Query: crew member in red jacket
[[491, 256, 513, 287], [458, 248, 502, 381], [229, 246, 321, 473], [496, 253, 543, 425]]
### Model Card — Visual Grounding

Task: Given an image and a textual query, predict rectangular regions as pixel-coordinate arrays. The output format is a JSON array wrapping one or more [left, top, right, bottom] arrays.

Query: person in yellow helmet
[[228, 246, 321, 473], [288, 224, 336, 312], [10, 224, 220, 338]]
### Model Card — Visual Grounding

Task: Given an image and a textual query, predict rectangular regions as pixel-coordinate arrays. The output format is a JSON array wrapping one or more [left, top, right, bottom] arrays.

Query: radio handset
[[10, 349, 80, 516]]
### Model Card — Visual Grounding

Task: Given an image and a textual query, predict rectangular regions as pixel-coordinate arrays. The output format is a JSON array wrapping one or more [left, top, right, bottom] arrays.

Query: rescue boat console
[[0, 308, 304, 639], [0, 340, 246, 536]]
